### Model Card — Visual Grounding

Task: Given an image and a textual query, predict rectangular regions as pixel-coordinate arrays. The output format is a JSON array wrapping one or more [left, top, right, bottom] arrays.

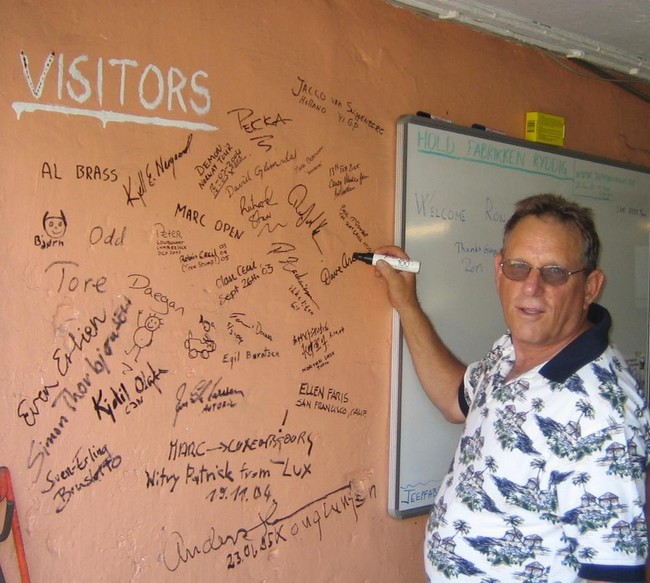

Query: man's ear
[[584, 268, 605, 308], [494, 253, 504, 289]]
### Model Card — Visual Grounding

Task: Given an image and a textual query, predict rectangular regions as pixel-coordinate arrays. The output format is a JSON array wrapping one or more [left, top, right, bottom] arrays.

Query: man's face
[[495, 215, 603, 358]]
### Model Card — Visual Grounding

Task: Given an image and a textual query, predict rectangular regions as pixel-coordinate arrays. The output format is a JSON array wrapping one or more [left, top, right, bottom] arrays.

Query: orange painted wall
[[0, 1, 648, 582]]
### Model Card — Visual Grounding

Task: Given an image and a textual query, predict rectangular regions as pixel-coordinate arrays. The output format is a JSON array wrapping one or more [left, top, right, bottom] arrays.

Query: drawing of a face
[[43, 210, 67, 239], [144, 315, 163, 331]]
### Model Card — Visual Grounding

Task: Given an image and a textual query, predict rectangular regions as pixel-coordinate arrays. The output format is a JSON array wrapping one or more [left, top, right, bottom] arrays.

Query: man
[[374, 194, 650, 582]]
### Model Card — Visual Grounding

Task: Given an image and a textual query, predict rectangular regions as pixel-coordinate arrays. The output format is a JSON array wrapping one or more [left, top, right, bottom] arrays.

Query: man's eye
[[545, 266, 566, 276]]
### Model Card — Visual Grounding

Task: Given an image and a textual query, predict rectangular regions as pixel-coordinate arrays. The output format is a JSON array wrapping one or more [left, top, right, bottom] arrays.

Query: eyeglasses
[[500, 259, 586, 286]]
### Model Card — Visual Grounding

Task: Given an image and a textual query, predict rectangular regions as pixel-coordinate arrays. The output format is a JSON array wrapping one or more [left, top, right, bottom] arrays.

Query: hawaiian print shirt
[[424, 304, 650, 583]]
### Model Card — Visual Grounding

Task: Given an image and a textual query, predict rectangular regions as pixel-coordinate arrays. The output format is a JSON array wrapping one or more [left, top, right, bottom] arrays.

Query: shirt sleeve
[[553, 356, 649, 574], [458, 380, 469, 417], [577, 562, 644, 582]]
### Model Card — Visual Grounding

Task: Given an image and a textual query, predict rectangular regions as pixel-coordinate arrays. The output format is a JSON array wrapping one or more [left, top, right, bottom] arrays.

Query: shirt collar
[[539, 303, 610, 383]]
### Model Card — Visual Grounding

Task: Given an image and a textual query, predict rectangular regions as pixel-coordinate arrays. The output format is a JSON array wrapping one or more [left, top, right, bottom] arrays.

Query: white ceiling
[[390, 0, 650, 83]]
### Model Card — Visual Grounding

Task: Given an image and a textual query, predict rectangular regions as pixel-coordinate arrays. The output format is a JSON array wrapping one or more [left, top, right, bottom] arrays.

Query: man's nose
[[522, 267, 545, 292]]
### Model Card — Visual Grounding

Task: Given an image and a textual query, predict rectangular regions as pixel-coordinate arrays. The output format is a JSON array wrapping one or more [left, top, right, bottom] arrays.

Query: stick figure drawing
[[125, 310, 163, 362]]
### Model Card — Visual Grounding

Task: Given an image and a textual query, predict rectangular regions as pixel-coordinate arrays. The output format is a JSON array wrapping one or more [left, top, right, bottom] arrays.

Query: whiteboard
[[388, 115, 650, 519]]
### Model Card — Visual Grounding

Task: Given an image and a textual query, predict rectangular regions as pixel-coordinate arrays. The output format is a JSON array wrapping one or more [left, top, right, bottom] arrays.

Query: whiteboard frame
[[388, 114, 650, 519]]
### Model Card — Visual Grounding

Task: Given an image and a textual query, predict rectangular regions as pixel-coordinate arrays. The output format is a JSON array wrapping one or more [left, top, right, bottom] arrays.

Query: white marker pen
[[353, 252, 421, 274]]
